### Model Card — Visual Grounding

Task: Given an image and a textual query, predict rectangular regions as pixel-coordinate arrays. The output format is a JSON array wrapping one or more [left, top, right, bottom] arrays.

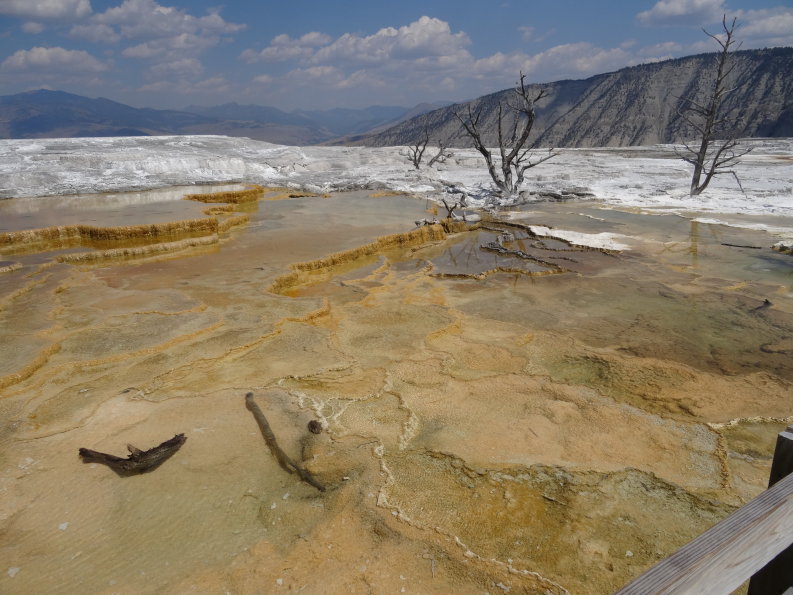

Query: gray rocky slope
[[354, 47, 793, 148]]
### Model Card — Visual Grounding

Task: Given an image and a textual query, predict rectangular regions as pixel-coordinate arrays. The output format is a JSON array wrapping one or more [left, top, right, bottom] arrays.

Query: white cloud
[[738, 8, 793, 46], [287, 65, 342, 82], [148, 57, 203, 79], [21, 22, 45, 34], [1, 46, 108, 73], [253, 74, 273, 85], [69, 23, 121, 44], [467, 43, 633, 83], [194, 75, 228, 90], [638, 41, 684, 57], [88, 0, 244, 62], [241, 32, 333, 63], [95, 0, 243, 40], [259, 16, 655, 105], [122, 32, 218, 59], [311, 16, 471, 65], [637, 0, 726, 26], [336, 69, 386, 90], [0, 0, 91, 20]]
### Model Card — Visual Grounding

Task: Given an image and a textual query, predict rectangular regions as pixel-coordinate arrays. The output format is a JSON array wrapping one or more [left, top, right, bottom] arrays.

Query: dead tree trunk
[[407, 129, 429, 169], [677, 15, 751, 196], [427, 140, 449, 167], [455, 72, 557, 195]]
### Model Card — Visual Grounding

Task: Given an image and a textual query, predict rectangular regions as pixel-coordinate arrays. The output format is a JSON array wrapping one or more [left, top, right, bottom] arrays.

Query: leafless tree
[[407, 128, 450, 169], [455, 72, 557, 194], [677, 15, 751, 196], [407, 129, 429, 169], [427, 139, 450, 167]]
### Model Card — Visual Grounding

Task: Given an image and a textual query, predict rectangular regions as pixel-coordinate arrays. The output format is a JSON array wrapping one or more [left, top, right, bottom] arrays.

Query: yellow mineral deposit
[[0, 186, 791, 594]]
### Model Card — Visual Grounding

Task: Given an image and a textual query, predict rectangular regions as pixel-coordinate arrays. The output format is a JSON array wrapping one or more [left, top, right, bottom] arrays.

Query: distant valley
[[0, 90, 448, 145]]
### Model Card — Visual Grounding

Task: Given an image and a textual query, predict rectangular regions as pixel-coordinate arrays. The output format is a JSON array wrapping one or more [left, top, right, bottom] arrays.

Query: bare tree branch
[[427, 139, 449, 167], [678, 14, 751, 195], [407, 128, 429, 169], [455, 72, 556, 194]]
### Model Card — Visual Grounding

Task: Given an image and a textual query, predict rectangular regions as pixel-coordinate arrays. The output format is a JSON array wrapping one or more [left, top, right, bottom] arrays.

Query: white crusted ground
[[1, 134, 791, 247]]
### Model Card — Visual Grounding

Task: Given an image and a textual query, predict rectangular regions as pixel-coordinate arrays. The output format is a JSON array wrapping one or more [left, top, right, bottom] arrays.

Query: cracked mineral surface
[[1, 186, 791, 594]]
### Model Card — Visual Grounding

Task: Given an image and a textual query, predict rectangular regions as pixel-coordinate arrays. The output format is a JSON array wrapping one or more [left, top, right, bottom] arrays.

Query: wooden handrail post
[[747, 424, 793, 594]]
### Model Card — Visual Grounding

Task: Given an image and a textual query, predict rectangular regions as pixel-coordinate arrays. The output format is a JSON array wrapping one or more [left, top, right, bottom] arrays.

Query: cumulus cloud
[[77, 0, 245, 63], [638, 41, 684, 57], [637, 0, 726, 26], [122, 32, 218, 59], [95, 0, 243, 40], [1, 46, 108, 73], [466, 43, 634, 84], [251, 16, 659, 105], [287, 65, 342, 82], [738, 7, 793, 46], [241, 32, 333, 63], [0, 0, 91, 20], [69, 23, 121, 44], [312, 16, 471, 64], [147, 57, 203, 79]]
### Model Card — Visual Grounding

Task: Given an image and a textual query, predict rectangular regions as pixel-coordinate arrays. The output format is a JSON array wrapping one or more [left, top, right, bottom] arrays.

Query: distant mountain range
[[356, 47, 793, 148], [1, 47, 790, 148], [0, 90, 449, 145]]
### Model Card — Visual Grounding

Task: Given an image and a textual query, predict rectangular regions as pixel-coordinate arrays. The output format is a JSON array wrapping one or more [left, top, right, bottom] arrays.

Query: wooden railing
[[617, 424, 793, 594]]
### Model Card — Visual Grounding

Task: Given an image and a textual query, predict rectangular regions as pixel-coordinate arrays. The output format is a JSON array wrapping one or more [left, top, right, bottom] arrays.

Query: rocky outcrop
[[358, 47, 793, 148]]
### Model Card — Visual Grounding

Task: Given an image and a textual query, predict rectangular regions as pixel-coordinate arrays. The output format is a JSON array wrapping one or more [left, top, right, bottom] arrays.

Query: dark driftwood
[[721, 242, 762, 249], [245, 392, 326, 492], [750, 299, 772, 313], [79, 433, 186, 476]]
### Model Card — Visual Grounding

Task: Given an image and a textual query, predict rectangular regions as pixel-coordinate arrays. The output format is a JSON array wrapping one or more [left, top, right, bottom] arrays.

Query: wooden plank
[[616, 470, 793, 594], [747, 424, 793, 594], [768, 425, 793, 487]]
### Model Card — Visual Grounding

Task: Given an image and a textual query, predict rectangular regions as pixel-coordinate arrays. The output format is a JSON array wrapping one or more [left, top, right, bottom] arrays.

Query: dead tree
[[407, 128, 450, 169], [407, 129, 429, 169], [455, 72, 557, 194], [677, 15, 751, 196], [427, 139, 449, 167]]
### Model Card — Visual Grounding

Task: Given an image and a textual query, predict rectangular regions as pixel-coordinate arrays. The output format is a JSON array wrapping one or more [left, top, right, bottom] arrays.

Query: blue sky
[[1, 0, 791, 111]]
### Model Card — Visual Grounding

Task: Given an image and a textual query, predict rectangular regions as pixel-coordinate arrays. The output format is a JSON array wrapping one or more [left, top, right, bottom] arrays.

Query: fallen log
[[245, 392, 326, 492], [79, 433, 186, 476]]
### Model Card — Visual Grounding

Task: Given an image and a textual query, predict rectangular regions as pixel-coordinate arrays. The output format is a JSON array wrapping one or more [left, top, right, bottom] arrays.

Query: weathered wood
[[748, 425, 793, 594], [79, 433, 186, 476], [245, 392, 326, 492], [617, 469, 793, 594], [768, 425, 793, 487]]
